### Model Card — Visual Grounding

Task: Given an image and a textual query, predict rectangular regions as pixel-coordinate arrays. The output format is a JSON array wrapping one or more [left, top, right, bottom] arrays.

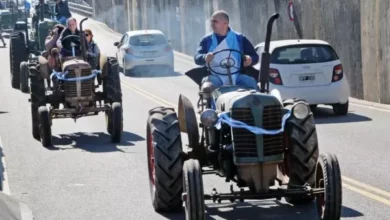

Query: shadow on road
[[122, 67, 182, 78], [313, 107, 372, 124], [342, 205, 364, 218], [0, 111, 8, 114], [47, 131, 144, 152], [158, 200, 364, 219]]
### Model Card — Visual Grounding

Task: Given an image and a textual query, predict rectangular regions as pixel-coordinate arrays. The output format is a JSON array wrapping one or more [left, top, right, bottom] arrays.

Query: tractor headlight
[[200, 109, 218, 128], [292, 102, 310, 119]]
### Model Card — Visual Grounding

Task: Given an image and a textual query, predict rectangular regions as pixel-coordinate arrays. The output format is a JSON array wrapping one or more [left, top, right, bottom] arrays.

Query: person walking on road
[[0, 20, 6, 47]]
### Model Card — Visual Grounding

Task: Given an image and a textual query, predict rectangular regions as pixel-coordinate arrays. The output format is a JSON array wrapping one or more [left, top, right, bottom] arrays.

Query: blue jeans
[[57, 16, 67, 26], [202, 74, 259, 91]]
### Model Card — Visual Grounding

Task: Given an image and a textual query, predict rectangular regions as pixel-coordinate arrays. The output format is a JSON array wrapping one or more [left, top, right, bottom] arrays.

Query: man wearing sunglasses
[[194, 10, 259, 90]]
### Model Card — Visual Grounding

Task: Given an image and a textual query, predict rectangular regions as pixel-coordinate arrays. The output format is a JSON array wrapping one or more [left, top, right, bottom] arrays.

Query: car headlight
[[200, 109, 218, 128], [292, 102, 310, 119]]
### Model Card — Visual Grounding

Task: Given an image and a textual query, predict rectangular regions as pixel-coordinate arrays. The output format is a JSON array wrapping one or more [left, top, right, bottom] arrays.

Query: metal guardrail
[[68, 2, 93, 17]]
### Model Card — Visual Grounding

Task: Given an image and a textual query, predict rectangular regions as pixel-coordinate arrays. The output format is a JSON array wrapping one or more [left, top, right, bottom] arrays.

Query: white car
[[254, 39, 350, 115], [114, 30, 174, 75]]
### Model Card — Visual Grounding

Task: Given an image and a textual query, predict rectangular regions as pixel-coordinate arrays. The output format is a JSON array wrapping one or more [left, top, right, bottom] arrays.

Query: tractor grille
[[231, 108, 258, 158], [231, 105, 284, 158], [263, 105, 284, 156], [64, 69, 94, 98]]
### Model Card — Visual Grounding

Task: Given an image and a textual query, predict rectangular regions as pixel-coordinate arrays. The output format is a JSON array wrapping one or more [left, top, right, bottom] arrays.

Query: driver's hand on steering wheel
[[243, 55, 252, 67], [205, 52, 214, 63]]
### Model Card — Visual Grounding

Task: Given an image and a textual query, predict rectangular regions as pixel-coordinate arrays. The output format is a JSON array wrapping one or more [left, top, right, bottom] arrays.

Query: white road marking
[[0, 137, 11, 195]]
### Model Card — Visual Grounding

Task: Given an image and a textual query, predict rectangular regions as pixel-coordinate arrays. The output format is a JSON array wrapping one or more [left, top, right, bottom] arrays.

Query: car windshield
[[129, 34, 167, 46], [271, 44, 339, 64]]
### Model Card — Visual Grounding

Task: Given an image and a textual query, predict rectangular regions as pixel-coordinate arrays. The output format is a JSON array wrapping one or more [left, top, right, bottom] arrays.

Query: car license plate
[[299, 75, 315, 81]]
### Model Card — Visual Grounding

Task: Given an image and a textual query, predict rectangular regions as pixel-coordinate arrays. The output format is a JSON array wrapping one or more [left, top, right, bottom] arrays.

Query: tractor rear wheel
[[315, 153, 342, 219], [103, 57, 122, 134], [29, 66, 46, 140], [284, 102, 319, 204], [20, 61, 29, 93], [183, 159, 205, 220], [10, 32, 27, 89], [147, 107, 183, 212]]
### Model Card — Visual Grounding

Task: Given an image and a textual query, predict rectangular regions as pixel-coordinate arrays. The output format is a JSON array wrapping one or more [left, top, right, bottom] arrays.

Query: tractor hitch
[[204, 185, 324, 204]]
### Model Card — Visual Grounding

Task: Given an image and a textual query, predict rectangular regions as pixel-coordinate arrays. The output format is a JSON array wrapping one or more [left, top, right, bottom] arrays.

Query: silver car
[[114, 30, 174, 75]]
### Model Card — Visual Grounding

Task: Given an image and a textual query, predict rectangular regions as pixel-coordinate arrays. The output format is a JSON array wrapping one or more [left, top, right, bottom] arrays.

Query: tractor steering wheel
[[61, 34, 81, 53], [207, 48, 247, 75]]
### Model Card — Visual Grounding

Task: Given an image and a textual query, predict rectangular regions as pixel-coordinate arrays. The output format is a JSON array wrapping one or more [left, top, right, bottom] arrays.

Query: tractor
[[28, 17, 123, 147], [9, 0, 58, 92], [146, 13, 342, 219]]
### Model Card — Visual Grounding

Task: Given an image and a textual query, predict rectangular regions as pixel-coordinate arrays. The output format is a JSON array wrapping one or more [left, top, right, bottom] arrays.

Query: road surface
[[0, 15, 389, 220]]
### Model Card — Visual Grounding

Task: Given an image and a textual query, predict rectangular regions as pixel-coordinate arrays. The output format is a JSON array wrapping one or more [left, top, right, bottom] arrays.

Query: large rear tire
[[103, 57, 122, 134], [183, 159, 205, 220], [315, 153, 342, 220], [147, 107, 183, 212], [10, 32, 27, 89], [283, 102, 319, 204], [29, 65, 46, 140]]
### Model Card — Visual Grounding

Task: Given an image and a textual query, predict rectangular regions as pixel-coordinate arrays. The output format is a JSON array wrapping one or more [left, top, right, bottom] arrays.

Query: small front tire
[[110, 102, 123, 143], [20, 61, 29, 93], [315, 153, 342, 220], [183, 159, 205, 220], [38, 106, 52, 147]]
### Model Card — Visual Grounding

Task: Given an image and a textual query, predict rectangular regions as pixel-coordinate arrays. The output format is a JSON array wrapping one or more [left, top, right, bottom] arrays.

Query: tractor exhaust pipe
[[258, 13, 279, 93], [79, 17, 88, 61]]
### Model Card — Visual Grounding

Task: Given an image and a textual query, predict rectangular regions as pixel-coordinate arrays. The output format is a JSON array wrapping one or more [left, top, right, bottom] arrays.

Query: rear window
[[129, 34, 167, 46], [271, 44, 339, 64]]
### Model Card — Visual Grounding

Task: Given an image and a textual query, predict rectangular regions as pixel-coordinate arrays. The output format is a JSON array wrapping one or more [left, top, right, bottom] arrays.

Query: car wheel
[[332, 101, 349, 115]]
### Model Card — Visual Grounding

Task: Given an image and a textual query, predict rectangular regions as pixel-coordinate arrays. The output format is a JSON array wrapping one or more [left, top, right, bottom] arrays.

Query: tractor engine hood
[[215, 89, 282, 112]]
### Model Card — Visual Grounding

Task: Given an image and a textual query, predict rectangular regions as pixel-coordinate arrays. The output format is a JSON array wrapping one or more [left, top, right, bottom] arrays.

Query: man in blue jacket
[[194, 10, 259, 90], [54, 0, 72, 25]]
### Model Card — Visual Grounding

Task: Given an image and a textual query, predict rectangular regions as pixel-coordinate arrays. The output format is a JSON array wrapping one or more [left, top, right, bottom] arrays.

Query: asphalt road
[[0, 15, 390, 220]]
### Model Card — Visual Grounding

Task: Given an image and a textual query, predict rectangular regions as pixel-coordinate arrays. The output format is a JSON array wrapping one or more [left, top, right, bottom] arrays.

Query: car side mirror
[[114, 42, 120, 47]]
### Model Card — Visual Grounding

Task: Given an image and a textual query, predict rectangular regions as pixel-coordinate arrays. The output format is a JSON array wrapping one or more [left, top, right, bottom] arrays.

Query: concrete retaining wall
[[76, 0, 390, 103]]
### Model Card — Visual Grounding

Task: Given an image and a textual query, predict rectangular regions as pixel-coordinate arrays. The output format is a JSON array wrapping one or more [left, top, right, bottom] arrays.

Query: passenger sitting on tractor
[[84, 29, 100, 69], [56, 17, 87, 59], [45, 24, 65, 70], [194, 10, 259, 90]]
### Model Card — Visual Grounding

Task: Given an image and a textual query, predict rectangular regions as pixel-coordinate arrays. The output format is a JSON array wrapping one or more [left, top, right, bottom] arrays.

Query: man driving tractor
[[194, 10, 259, 90], [56, 17, 87, 59]]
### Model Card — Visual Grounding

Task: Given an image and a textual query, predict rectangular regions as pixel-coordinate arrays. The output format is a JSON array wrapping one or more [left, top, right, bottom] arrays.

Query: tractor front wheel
[[147, 107, 183, 212], [20, 61, 29, 93], [38, 106, 52, 147], [183, 159, 205, 220], [315, 153, 342, 220], [109, 102, 123, 143]]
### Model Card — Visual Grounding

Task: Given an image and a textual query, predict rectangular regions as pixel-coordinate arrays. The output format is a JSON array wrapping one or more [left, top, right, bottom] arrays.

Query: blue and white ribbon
[[215, 110, 291, 135], [50, 70, 101, 82]]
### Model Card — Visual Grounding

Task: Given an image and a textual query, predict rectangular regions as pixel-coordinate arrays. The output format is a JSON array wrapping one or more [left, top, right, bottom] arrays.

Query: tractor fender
[[178, 94, 199, 148], [99, 53, 108, 77], [270, 89, 283, 105]]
